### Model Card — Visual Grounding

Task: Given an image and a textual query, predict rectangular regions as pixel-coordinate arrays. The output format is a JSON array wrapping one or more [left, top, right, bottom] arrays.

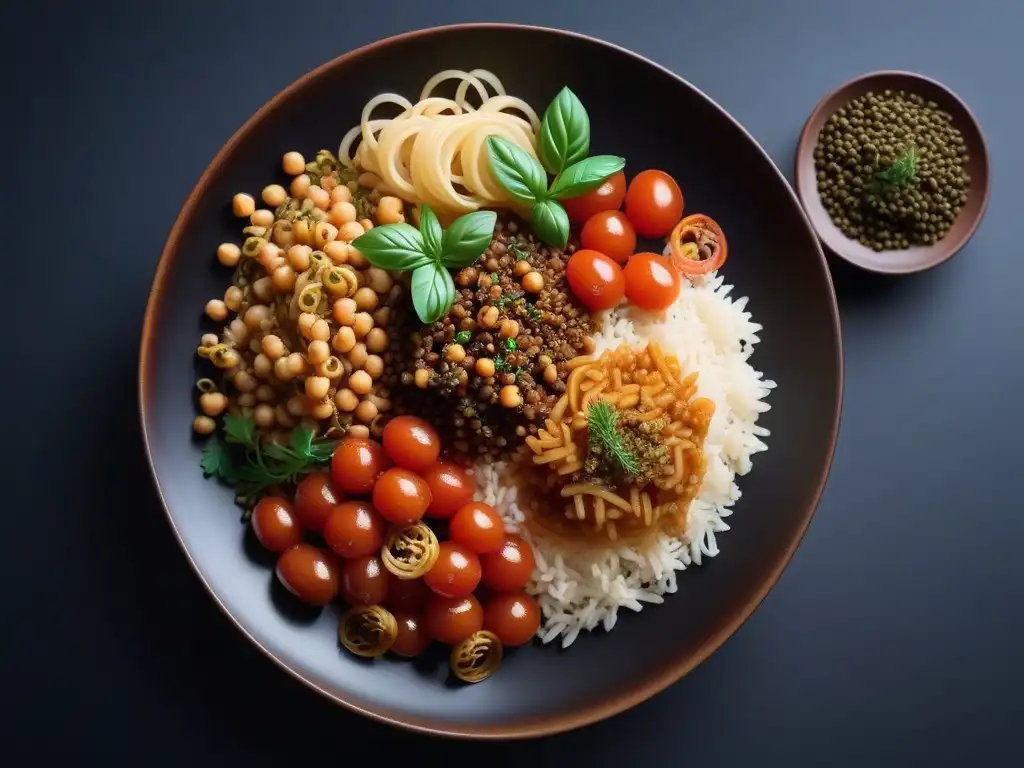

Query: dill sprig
[[586, 401, 639, 478], [872, 146, 920, 192]]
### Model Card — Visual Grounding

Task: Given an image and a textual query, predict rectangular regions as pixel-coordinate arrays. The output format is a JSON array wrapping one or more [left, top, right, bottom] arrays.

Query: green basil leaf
[[441, 210, 497, 267], [530, 199, 570, 248], [410, 264, 456, 324], [419, 204, 443, 259], [549, 155, 626, 200], [485, 136, 547, 204], [538, 87, 590, 175], [351, 222, 431, 272]]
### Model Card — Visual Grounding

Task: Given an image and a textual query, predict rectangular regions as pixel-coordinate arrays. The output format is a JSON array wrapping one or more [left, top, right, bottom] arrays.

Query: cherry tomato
[[323, 500, 386, 558], [449, 502, 505, 554], [483, 592, 541, 647], [422, 594, 484, 645], [372, 468, 431, 525], [390, 610, 432, 658], [251, 496, 303, 552], [276, 544, 339, 606], [625, 170, 684, 237], [339, 555, 389, 606], [330, 437, 384, 495], [382, 415, 440, 472], [480, 535, 535, 592], [580, 210, 637, 264], [623, 252, 681, 311], [562, 171, 627, 224], [421, 462, 475, 519], [566, 249, 625, 312], [292, 472, 344, 535], [424, 541, 482, 598], [384, 572, 431, 612]]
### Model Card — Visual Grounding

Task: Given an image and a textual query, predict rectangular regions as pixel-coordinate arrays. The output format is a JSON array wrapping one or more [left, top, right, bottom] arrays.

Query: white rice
[[472, 272, 775, 648]]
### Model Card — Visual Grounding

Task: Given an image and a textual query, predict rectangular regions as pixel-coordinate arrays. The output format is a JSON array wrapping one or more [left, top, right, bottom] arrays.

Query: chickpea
[[330, 185, 353, 204], [338, 221, 365, 242], [414, 368, 430, 388], [346, 369, 371, 396], [233, 370, 258, 393], [290, 173, 311, 199], [313, 221, 338, 249], [287, 394, 310, 417], [514, 260, 532, 277], [355, 400, 378, 423], [329, 201, 357, 227], [365, 327, 388, 354], [543, 364, 559, 385], [272, 265, 296, 292], [217, 242, 241, 267], [348, 424, 370, 439], [475, 358, 496, 378], [364, 354, 384, 379], [499, 319, 520, 339], [229, 319, 249, 344], [257, 335, 283, 361], [310, 400, 334, 420], [253, 404, 276, 428], [310, 319, 331, 342], [258, 242, 284, 271], [360, 267, 390, 295], [331, 298, 356, 326], [237, 392, 257, 407], [308, 185, 330, 211], [500, 385, 523, 408], [272, 220, 295, 248], [317, 356, 343, 379], [232, 193, 255, 218], [306, 339, 330, 364], [332, 326, 357, 353], [334, 388, 359, 412], [376, 196, 405, 224], [287, 244, 312, 271], [250, 208, 275, 228], [255, 383, 276, 402], [477, 306, 499, 328], [305, 376, 330, 401], [446, 344, 466, 363], [358, 218, 374, 232], [293, 219, 312, 246], [352, 312, 374, 338], [223, 286, 243, 312], [244, 304, 272, 330], [205, 299, 228, 321], [354, 287, 378, 312], [321, 175, 338, 191], [199, 391, 228, 417], [201, 333, 219, 348], [522, 271, 544, 293], [253, 353, 273, 378], [286, 352, 306, 377], [372, 307, 391, 327], [274, 357, 293, 381], [193, 415, 216, 435], [252, 276, 274, 302], [282, 151, 305, 175], [347, 248, 368, 269], [297, 312, 317, 339], [275, 405, 296, 429], [347, 342, 368, 369], [323, 240, 349, 264], [262, 184, 288, 207]]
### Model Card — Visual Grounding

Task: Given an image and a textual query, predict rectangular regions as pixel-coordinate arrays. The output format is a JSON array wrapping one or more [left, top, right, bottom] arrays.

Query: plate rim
[[138, 22, 845, 739]]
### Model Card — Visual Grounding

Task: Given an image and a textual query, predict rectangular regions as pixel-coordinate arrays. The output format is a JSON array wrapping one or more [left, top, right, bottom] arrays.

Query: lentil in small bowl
[[795, 70, 989, 274]]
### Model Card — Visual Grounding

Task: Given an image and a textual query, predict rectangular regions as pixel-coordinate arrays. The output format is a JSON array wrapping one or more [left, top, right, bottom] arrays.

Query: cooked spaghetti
[[338, 69, 541, 216]]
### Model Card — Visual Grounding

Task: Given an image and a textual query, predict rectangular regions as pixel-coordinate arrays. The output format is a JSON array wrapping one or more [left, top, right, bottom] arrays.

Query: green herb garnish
[[505, 337, 518, 352], [496, 290, 524, 309], [526, 302, 542, 320], [509, 242, 529, 261], [353, 205, 496, 324], [490, 272, 500, 283], [493, 354, 506, 372], [454, 330, 472, 345], [872, 147, 920, 193], [586, 401, 639, 478], [485, 87, 625, 248]]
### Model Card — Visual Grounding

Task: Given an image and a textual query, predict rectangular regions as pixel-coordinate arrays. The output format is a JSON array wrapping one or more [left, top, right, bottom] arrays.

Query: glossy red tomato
[[424, 541, 482, 598], [323, 500, 386, 558], [566, 249, 625, 312], [449, 502, 505, 554], [580, 210, 637, 264], [420, 462, 475, 519], [276, 544, 339, 606], [372, 468, 431, 525], [422, 594, 484, 645], [483, 592, 541, 647], [625, 170, 684, 237], [480, 535, 535, 592], [251, 496, 303, 552], [382, 415, 440, 471], [330, 437, 384, 494], [292, 472, 343, 535], [390, 610, 432, 657], [623, 252, 681, 311], [339, 555, 388, 606], [384, 572, 431, 612], [561, 171, 626, 224]]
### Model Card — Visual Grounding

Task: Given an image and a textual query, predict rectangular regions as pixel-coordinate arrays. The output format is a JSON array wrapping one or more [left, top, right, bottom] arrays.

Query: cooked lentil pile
[[814, 89, 970, 251], [386, 216, 596, 462]]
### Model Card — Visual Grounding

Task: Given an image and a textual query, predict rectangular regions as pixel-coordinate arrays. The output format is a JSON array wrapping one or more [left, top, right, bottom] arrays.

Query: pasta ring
[[381, 522, 439, 579], [450, 630, 503, 683], [339, 605, 398, 658]]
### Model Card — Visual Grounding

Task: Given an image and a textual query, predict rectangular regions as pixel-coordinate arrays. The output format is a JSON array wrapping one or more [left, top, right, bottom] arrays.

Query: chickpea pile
[[193, 150, 411, 443]]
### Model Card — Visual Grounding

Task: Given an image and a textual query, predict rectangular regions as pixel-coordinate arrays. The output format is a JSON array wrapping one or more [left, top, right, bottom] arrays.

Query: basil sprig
[[353, 205, 496, 324], [485, 87, 624, 248]]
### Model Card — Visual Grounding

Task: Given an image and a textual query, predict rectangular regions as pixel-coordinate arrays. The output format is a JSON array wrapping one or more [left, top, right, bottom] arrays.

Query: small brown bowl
[[795, 70, 989, 274]]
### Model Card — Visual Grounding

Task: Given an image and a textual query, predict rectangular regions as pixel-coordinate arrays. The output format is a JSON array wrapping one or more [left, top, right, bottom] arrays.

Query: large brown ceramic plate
[[139, 24, 842, 738]]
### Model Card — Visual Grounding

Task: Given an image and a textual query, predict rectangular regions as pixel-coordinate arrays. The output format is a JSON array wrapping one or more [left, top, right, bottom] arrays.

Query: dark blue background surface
[[8, 0, 1022, 763]]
